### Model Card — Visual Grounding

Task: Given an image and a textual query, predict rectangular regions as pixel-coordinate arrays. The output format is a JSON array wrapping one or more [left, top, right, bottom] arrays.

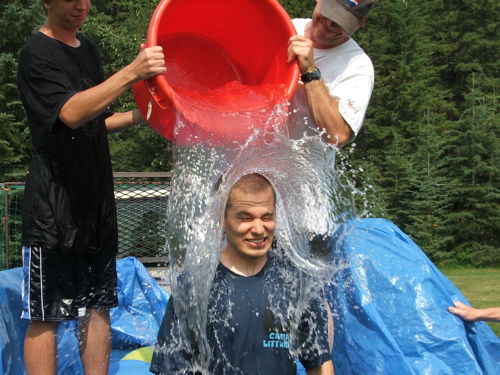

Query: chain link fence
[[1, 172, 171, 271]]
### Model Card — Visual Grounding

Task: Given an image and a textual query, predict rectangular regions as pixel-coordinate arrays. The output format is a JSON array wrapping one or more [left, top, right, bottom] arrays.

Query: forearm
[[106, 109, 144, 134], [59, 46, 165, 129], [475, 307, 500, 322], [304, 79, 353, 147], [60, 66, 139, 129]]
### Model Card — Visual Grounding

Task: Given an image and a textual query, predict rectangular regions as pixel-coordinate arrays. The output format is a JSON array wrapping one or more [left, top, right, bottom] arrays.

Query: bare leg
[[24, 321, 58, 375], [79, 308, 111, 375]]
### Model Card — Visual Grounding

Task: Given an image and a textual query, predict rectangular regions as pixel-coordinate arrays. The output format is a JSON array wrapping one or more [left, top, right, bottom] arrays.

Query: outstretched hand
[[448, 301, 479, 322], [449, 302, 500, 323]]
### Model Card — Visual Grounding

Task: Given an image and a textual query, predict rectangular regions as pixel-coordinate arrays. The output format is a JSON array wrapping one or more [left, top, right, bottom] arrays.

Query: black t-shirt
[[18, 32, 117, 253], [150, 253, 331, 374]]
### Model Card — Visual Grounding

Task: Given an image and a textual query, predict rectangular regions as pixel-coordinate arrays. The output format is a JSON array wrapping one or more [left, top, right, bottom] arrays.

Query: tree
[[81, 0, 175, 172], [347, 0, 451, 229], [1, 0, 499, 265], [402, 109, 456, 262], [278, 0, 315, 18], [446, 74, 500, 266], [431, 0, 500, 112], [0, 0, 174, 181], [0, 0, 44, 181]]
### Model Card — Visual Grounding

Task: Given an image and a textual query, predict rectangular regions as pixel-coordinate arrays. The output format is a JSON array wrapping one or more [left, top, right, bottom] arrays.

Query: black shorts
[[21, 246, 118, 321]]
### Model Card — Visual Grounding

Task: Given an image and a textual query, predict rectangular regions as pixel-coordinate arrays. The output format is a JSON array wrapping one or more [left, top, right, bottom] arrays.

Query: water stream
[[162, 86, 357, 372]]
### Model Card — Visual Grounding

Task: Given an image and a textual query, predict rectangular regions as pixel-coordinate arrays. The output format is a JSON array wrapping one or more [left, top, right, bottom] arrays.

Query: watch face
[[311, 69, 321, 80], [302, 68, 321, 82]]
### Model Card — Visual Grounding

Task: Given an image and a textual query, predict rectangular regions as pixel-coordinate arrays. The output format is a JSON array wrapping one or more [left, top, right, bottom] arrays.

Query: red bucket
[[133, 0, 299, 142]]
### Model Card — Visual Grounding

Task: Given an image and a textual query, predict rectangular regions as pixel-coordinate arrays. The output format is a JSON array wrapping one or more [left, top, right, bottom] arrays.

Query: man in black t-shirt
[[17, 1, 165, 374], [150, 174, 334, 374]]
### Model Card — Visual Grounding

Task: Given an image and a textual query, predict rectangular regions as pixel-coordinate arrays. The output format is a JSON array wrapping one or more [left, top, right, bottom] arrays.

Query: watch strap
[[301, 67, 321, 82]]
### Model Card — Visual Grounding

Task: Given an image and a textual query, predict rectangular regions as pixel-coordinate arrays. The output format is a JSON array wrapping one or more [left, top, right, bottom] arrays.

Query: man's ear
[[358, 16, 369, 30]]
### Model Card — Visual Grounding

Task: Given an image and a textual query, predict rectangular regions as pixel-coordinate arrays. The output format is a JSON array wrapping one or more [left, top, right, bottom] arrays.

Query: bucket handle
[[144, 76, 172, 110]]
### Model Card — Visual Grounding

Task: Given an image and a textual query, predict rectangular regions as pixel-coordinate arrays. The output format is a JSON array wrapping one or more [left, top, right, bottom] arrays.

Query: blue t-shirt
[[150, 253, 331, 374]]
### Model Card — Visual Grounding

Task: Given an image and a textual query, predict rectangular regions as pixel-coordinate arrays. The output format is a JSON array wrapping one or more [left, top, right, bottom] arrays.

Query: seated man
[[150, 173, 333, 374]]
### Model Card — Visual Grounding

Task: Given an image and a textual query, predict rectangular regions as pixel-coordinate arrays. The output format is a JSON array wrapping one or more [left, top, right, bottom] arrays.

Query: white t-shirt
[[288, 19, 374, 163]]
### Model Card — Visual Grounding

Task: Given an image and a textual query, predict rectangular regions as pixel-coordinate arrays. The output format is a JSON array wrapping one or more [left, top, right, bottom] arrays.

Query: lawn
[[440, 268, 500, 338]]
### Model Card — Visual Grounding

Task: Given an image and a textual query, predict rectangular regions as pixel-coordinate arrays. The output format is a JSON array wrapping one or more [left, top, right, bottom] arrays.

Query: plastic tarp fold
[[328, 218, 500, 374]]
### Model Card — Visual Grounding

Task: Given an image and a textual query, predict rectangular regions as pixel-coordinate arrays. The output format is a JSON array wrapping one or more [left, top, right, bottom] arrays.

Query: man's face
[[223, 185, 276, 262], [310, 0, 350, 48], [43, 0, 91, 30]]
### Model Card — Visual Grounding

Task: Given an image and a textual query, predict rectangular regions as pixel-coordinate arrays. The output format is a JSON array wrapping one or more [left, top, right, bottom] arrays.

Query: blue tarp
[[1, 219, 499, 374], [328, 218, 500, 374], [0, 257, 169, 375]]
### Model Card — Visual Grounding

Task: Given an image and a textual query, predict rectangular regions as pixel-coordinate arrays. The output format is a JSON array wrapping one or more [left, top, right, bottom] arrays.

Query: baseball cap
[[320, 0, 375, 35]]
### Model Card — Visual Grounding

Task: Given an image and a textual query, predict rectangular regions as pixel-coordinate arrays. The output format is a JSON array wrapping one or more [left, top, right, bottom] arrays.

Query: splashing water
[[162, 82, 357, 372]]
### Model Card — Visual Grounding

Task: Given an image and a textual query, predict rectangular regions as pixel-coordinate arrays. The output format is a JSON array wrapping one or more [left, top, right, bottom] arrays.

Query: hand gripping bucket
[[132, 0, 300, 142]]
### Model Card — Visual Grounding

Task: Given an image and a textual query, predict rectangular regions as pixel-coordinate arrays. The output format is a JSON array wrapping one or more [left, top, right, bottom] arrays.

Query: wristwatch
[[301, 67, 321, 82]]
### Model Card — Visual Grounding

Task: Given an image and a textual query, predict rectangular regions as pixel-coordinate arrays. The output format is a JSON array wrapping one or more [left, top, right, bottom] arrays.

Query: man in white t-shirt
[[288, 0, 375, 165]]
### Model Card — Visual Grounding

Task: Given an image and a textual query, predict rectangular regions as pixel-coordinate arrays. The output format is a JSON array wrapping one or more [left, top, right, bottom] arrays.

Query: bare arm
[[59, 46, 165, 130], [307, 360, 334, 375], [106, 109, 145, 134], [449, 301, 500, 322], [303, 79, 353, 146], [287, 35, 353, 147]]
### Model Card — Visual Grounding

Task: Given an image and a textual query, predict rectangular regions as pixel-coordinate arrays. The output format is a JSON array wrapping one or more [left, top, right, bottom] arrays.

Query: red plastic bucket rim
[[147, 0, 173, 102], [145, 0, 299, 102]]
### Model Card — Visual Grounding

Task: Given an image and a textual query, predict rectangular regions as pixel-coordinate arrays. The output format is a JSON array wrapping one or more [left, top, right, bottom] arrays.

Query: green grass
[[440, 268, 500, 338]]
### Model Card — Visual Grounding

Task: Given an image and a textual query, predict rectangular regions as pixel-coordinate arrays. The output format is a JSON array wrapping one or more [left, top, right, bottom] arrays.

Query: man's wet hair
[[225, 173, 276, 212]]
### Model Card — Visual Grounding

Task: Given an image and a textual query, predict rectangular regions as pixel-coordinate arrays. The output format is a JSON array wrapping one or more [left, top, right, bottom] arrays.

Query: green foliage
[[445, 74, 500, 260], [0, 0, 43, 50], [431, 0, 500, 109], [110, 124, 174, 172], [452, 242, 500, 268], [277, 0, 315, 18], [80, 0, 175, 171], [401, 110, 456, 260], [0, 0, 40, 181], [341, 0, 499, 265], [1, 0, 499, 266], [0, 0, 174, 180], [0, 185, 24, 269], [131, 209, 165, 257]]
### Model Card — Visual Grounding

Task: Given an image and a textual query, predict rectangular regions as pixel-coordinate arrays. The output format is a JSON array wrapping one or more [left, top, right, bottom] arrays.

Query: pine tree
[[402, 109, 456, 262], [431, 0, 500, 111], [0, 0, 43, 181], [348, 0, 452, 233], [277, 0, 315, 18], [447, 74, 500, 266], [81, 0, 175, 172]]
